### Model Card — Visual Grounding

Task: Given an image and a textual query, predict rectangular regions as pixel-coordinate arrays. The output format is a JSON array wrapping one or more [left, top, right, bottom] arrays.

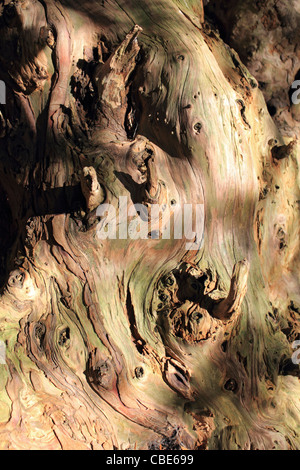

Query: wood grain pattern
[[0, 0, 298, 450]]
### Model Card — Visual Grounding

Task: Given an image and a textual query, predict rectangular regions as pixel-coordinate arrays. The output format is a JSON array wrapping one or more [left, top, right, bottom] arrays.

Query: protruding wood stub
[[80, 166, 105, 212], [213, 259, 250, 321], [94, 24, 143, 138], [144, 149, 161, 204]]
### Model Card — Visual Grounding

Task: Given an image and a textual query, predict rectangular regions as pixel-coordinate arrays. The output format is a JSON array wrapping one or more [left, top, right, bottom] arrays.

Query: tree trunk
[[0, 0, 299, 450]]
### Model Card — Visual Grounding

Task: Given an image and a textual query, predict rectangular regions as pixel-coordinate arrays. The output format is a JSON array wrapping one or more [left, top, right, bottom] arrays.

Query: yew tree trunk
[[0, 0, 299, 450]]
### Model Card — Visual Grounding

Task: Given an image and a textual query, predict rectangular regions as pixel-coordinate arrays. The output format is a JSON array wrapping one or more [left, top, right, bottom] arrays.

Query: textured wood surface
[[0, 0, 299, 450]]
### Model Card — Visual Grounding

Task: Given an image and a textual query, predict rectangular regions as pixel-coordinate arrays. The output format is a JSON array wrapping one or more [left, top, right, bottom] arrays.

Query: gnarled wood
[[0, 0, 298, 451]]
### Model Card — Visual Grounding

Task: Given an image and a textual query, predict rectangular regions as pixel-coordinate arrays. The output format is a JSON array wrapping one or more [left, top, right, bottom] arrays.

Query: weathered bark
[[0, 0, 299, 450]]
